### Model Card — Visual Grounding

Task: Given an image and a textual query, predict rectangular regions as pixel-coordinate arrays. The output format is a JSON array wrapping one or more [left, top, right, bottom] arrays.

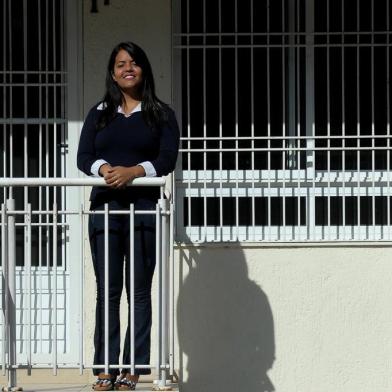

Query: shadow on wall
[[177, 246, 275, 392]]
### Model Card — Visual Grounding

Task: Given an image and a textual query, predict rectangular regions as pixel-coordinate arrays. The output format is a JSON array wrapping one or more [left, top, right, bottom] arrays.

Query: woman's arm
[[77, 107, 102, 176], [150, 109, 180, 176]]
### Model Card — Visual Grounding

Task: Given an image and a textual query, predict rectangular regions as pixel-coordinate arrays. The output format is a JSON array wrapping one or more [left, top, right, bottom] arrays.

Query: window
[[0, 0, 66, 264], [173, 0, 392, 242]]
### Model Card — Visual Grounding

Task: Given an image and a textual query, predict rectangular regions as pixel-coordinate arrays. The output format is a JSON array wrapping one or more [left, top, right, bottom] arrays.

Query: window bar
[[218, 0, 223, 241], [202, 0, 207, 242], [38, 0, 44, 353], [104, 204, 109, 374], [23, 0, 28, 213], [327, 0, 332, 241], [45, 0, 50, 271], [296, 0, 301, 241], [52, 201, 58, 374], [8, 0, 13, 198], [186, 0, 192, 240], [129, 204, 135, 375], [267, 0, 272, 241], [79, 204, 84, 374], [2, 0, 7, 202], [53, 0, 58, 214], [305, 0, 316, 241], [356, 0, 361, 239], [234, 0, 239, 242], [342, 0, 347, 240], [282, 0, 287, 241], [250, 0, 255, 241], [59, 0, 66, 269], [26, 203, 32, 370], [370, 0, 376, 241], [387, 0, 391, 240]]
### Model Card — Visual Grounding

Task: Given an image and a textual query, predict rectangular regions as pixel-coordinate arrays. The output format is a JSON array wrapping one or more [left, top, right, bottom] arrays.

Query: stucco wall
[[83, 0, 172, 112], [176, 245, 392, 392]]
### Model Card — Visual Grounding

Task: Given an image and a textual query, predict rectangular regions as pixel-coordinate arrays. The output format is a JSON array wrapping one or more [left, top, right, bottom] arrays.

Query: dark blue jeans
[[88, 198, 156, 376]]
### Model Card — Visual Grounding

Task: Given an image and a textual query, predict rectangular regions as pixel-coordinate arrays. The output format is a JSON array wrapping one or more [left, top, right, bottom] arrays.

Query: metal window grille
[[173, 0, 392, 243], [0, 0, 68, 360]]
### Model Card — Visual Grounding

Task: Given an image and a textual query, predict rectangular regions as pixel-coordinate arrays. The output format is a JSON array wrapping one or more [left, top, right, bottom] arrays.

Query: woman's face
[[112, 49, 143, 94]]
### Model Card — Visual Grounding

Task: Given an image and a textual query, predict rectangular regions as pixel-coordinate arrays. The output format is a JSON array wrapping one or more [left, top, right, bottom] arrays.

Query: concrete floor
[[1, 382, 178, 392]]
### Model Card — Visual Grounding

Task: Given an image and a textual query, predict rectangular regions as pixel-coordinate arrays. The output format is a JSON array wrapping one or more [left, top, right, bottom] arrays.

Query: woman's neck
[[121, 93, 141, 115]]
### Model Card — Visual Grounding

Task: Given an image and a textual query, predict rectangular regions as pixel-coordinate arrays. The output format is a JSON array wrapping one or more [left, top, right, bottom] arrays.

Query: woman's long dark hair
[[97, 41, 168, 130]]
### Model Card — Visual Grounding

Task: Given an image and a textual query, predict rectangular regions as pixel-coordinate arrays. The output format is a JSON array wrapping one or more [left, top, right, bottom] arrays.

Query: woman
[[77, 42, 179, 391]]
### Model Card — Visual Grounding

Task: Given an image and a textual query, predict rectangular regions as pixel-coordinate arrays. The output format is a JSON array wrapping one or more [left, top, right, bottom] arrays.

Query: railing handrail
[[0, 177, 166, 187]]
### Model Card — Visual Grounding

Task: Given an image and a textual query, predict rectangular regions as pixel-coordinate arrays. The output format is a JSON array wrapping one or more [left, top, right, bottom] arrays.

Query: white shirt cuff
[[138, 161, 157, 177], [91, 159, 109, 177]]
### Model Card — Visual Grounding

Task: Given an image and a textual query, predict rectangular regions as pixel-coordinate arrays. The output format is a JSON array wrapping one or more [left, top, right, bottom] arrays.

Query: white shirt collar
[[96, 102, 142, 117], [117, 102, 142, 117]]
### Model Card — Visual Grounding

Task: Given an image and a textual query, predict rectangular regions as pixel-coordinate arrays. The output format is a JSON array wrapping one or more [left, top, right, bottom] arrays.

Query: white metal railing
[[0, 178, 175, 391]]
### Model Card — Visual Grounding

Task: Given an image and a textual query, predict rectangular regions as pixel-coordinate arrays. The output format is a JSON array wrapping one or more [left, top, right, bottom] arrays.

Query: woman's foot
[[114, 373, 139, 390], [92, 373, 116, 391]]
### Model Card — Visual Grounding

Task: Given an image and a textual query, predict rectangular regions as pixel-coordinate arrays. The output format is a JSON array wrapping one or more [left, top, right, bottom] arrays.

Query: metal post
[[153, 197, 172, 391], [3, 199, 22, 391]]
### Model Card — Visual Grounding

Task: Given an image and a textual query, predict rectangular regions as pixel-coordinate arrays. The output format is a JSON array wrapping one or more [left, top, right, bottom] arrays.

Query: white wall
[[83, 0, 172, 112], [176, 245, 392, 392]]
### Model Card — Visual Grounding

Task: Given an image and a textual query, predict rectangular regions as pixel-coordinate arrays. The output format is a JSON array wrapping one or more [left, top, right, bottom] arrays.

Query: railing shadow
[[177, 245, 275, 391]]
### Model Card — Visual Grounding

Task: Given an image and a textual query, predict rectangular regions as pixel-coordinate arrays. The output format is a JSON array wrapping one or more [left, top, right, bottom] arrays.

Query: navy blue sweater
[[77, 104, 180, 206]]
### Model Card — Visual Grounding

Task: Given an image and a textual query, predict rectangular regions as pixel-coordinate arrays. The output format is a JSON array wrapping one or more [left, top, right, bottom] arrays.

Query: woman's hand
[[104, 165, 146, 188]]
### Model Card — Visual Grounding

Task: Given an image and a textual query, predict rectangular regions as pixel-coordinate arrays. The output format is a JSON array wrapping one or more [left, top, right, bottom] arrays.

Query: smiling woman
[[77, 42, 180, 391]]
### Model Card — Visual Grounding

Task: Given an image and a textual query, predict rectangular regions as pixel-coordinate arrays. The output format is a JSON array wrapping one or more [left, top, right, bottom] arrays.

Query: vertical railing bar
[[104, 203, 109, 374], [155, 203, 161, 381], [1, 203, 7, 376], [6, 198, 17, 388], [327, 0, 332, 241], [169, 202, 174, 376], [159, 198, 168, 387], [79, 204, 84, 375], [281, 0, 286, 241], [202, 0, 207, 242], [52, 200, 58, 375], [26, 203, 32, 372], [129, 204, 135, 376], [342, 0, 346, 240]]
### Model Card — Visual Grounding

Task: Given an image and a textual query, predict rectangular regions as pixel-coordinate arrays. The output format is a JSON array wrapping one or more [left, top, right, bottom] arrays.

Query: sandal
[[114, 373, 138, 391], [92, 373, 116, 391]]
